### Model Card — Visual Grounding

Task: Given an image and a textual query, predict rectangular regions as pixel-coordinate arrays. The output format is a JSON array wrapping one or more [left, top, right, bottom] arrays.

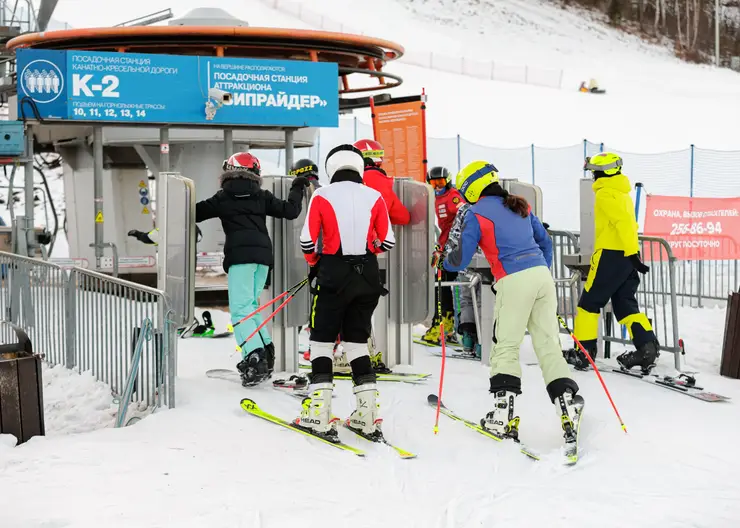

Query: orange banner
[[371, 95, 427, 182], [643, 195, 740, 260]]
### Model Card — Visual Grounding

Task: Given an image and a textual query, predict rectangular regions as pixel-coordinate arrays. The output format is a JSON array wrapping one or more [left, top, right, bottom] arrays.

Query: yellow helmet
[[456, 161, 500, 203], [584, 152, 623, 176]]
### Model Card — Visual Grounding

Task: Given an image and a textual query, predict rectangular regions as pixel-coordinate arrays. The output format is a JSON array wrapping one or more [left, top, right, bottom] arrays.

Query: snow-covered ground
[[3, 1, 740, 526], [2, 304, 740, 526], [42, 363, 118, 435]]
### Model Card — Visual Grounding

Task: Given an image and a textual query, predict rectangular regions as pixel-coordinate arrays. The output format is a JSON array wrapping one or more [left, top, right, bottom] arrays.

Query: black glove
[[542, 222, 550, 230], [291, 176, 310, 190], [195, 225, 203, 242], [308, 263, 319, 282], [629, 254, 649, 274], [128, 229, 150, 244]]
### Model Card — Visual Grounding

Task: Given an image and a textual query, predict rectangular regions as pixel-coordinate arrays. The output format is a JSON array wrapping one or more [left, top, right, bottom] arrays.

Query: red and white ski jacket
[[300, 181, 395, 266]]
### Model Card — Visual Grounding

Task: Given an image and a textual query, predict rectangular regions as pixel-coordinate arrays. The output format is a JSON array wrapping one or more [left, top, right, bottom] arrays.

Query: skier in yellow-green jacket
[[565, 152, 660, 374]]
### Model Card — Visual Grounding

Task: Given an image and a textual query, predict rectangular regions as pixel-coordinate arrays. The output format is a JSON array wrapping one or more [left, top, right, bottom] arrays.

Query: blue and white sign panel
[[16, 49, 339, 127]]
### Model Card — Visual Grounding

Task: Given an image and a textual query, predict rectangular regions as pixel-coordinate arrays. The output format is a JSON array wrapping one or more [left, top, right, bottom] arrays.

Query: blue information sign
[[16, 49, 339, 127]]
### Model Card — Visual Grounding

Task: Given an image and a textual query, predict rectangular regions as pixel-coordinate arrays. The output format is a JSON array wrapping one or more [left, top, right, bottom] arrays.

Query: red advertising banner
[[643, 195, 740, 260], [370, 94, 428, 183]]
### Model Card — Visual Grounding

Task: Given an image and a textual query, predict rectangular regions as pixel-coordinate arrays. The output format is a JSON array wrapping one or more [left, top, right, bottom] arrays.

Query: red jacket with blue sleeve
[[435, 187, 464, 248], [443, 196, 552, 280]]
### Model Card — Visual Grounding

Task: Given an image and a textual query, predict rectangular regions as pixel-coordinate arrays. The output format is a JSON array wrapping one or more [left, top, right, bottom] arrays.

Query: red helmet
[[353, 139, 384, 168], [223, 152, 261, 175]]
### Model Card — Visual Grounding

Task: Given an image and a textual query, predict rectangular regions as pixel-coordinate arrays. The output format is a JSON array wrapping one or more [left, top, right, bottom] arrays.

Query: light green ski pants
[[490, 265, 571, 385]]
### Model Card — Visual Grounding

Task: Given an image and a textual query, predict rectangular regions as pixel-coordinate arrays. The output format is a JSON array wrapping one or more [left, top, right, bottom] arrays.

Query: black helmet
[[290, 158, 319, 180], [427, 166, 451, 184]]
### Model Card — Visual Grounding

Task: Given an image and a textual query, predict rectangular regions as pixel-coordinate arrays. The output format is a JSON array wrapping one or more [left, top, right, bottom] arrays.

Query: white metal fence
[[0, 251, 177, 411]]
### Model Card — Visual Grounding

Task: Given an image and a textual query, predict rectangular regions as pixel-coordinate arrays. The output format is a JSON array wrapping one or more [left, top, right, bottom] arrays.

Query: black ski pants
[[309, 254, 383, 344]]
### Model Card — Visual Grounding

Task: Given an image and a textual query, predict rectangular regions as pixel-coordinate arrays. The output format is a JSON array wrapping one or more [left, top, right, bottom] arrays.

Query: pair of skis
[[240, 398, 416, 459], [427, 395, 583, 465], [594, 360, 730, 402], [538, 359, 731, 402], [239, 392, 582, 465]]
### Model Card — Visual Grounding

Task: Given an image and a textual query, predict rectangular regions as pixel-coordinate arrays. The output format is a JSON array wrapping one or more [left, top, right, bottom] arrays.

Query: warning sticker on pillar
[[160, 143, 170, 154], [95, 211, 104, 223], [142, 206, 150, 215], [643, 194, 740, 260], [138, 180, 147, 188], [370, 94, 428, 183]]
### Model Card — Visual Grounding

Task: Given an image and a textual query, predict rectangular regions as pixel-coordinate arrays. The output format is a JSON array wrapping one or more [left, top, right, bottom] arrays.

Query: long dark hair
[[480, 182, 529, 218]]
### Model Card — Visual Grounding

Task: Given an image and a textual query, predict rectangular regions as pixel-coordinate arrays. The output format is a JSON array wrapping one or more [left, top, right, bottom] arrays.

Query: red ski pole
[[228, 277, 308, 332], [433, 266, 447, 435], [236, 280, 308, 352], [557, 315, 628, 434]]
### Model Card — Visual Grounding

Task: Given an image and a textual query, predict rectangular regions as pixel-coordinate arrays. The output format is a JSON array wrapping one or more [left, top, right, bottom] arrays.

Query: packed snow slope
[[2, 306, 740, 527], [52, 0, 740, 152]]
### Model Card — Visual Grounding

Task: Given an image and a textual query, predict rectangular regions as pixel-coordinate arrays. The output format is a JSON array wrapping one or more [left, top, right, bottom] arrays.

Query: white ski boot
[[481, 390, 520, 441], [295, 382, 339, 442], [332, 343, 352, 374], [347, 382, 382, 440], [555, 390, 584, 462]]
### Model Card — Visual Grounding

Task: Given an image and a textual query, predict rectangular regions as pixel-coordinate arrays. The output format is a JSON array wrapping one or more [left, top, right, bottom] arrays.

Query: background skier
[[421, 166, 463, 344], [565, 152, 659, 373]]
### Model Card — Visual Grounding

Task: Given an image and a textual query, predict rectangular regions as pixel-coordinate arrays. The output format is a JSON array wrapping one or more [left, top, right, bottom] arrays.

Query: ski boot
[[563, 342, 595, 371], [264, 342, 275, 378], [236, 348, 270, 387], [480, 390, 520, 441], [421, 323, 441, 345], [332, 343, 352, 374], [346, 382, 383, 441], [617, 341, 660, 374], [474, 343, 482, 360], [192, 311, 215, 337], [294, 382, 340, 442], [368, 337, 391, 374], [555, 390, 584, 460], [462, 331, 476, 353]]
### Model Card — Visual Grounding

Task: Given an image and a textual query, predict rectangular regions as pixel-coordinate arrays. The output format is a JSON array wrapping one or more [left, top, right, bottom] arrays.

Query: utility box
[[720, 292, 740, 379], [0, 122, 26, 157], [562, 177, 595, 277], [0, 322, 44, 445]]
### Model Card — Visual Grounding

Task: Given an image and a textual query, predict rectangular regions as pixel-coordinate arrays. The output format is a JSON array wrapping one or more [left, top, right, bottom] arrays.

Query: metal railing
[[0, 251, 177, 412], [549, 230, 580, 332], [602, 237, 682, 369]]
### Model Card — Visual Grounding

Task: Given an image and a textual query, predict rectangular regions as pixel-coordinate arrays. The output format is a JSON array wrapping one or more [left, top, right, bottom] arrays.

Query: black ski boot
[[192, 310, 215, 336], [236, 348, 270, 386], [563, 342, 594, 371], [617, 341, 660, 374], [264, 342, 275, 378]]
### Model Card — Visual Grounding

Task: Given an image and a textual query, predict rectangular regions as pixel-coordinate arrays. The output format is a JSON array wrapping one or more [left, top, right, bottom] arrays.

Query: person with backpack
[[196, 152, 310, 386]]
